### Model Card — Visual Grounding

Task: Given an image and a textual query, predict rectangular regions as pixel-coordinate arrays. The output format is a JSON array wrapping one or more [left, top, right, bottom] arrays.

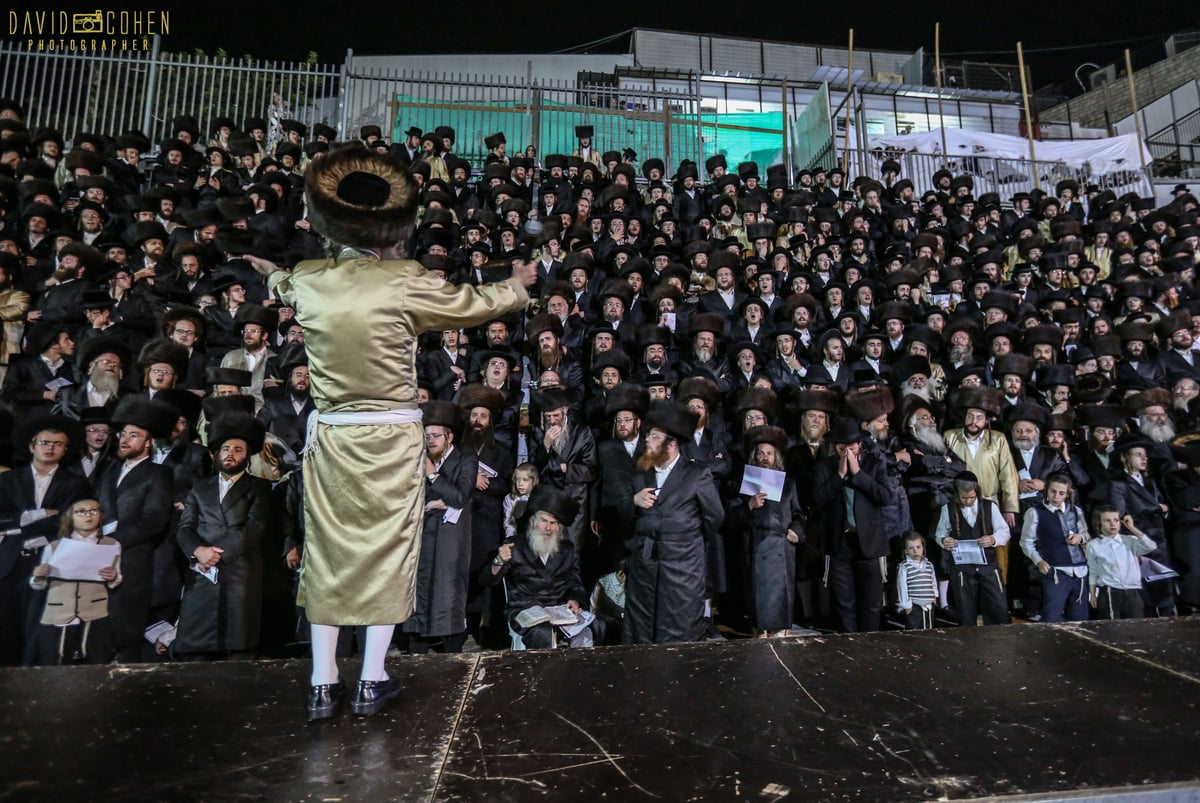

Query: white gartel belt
[[304, 404, 423, 456]]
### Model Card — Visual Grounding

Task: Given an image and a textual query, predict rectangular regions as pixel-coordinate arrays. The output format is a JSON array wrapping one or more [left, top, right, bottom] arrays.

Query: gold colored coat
[[269, 258, 528, 624]]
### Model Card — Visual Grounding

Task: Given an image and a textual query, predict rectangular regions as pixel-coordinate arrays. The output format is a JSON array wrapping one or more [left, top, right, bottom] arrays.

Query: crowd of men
[[1, 96, 1199, 666]]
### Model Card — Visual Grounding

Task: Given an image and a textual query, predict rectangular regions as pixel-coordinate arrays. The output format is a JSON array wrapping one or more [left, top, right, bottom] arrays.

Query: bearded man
[[258, 349, 314, 457], [485, 486, 592, 649], [97, 397, 176, 662], [173, 414, 272, 659], [627, 401, 724, 644], [52, 335, 129, 420], [454, 384, 513, 642]]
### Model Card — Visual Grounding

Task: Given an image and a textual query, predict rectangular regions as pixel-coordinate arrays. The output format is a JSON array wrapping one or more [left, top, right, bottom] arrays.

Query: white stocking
[[360, 624, 395, 682], [310, 623, 340, 687], [938, 579, 950, 609]]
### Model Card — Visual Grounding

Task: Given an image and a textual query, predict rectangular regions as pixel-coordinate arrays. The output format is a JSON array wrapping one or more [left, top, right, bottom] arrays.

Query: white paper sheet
[[739, 465, 786, 502], [47, 538, 120, 581]]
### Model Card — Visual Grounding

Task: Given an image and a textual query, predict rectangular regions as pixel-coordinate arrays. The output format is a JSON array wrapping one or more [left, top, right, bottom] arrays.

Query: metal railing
[[0, 39, 341, 147], [1144, 108, 1200, 177], [339, 53, 702, 169]]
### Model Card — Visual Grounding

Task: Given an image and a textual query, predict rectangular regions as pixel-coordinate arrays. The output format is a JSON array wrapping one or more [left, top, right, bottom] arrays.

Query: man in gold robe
[[249, 145, 534, 720]]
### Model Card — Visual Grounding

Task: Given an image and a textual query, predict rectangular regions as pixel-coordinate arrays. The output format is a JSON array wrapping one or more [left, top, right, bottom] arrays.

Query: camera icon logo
[[73, 11, 103, 34]]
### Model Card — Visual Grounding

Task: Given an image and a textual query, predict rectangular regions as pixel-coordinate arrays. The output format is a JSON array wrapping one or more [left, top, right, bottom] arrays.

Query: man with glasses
[[52, 335, 130, 421], [163, 307, 208, 394], [219, 304, 277, 411], [97, 397, 176, 662], [0, 416, 93, 665]]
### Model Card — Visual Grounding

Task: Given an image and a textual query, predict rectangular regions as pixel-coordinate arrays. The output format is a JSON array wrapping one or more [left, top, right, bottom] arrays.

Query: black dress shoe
[[307, 679, 344, 722], [351, 676, 400, 716]]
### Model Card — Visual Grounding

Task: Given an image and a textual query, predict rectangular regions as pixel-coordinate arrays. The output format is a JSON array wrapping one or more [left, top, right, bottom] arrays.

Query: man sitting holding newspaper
[[482, 485, 595, 648]]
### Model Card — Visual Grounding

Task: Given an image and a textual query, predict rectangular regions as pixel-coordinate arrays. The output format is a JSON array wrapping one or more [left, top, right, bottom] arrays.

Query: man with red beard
[[627, 401, 724, 644], [97, 397, 175, 662]]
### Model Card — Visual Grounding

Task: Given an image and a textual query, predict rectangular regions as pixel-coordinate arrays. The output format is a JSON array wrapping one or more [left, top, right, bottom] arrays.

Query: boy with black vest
[[1019, 474, 1090, 623]]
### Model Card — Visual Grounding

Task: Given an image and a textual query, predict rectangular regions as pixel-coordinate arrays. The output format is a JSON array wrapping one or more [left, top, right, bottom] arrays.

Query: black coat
[[405, 447, 477, 637], [730, 475, 804, 632], [97, 459, 174, 653], [174, 473, 273, 653], [0, 464, 93, 665], [257, 388, 316, 457], [466, 441, 513, 614], [152, 442, 212, 612], [1, 354, 75, 421], [488, 536, 587, 628], [626, 458, 724, 644], [812, 450, 895, 560]]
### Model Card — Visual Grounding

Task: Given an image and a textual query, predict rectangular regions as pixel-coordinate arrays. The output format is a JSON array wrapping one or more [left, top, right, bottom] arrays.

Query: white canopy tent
[[842, 128, 1153, 201]]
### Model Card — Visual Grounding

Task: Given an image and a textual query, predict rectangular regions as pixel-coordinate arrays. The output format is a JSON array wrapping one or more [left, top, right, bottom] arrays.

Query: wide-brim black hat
[[137, 338, 189, 378], [233, 303, 279, 334], [525, 484, 579, 529], [676, 376, 721, 411], [305, 145, 418, 249], [77, 334, 132, 374], [209, 412, 266, 455], [643, 400, 697, 443], [455, 384, 506, 418], [743, 424, 788, 456], [17, 414, 83, 456], [826, 417, 867, 444], [421, 400, 461, 437], [530, 386, 576, 416], [207, 367, 252, 388], [110, 396, 178, 440], [604, 382, 649, 419], [153, 389, 202, 429]]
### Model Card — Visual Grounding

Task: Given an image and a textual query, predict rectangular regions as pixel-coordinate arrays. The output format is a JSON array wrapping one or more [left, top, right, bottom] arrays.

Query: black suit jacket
[[812, 451, 895, 559], [1, 354, 75, 420], [98, 459, 174, 579], [0, 466, 94, 578], [257, 389, 316, 456]]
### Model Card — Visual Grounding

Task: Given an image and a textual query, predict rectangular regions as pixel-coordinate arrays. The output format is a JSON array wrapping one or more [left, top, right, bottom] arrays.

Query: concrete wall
[[1042, 45, 1200, 129]]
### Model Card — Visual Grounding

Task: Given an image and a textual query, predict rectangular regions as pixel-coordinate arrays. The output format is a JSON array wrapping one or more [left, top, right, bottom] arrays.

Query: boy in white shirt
[[1086, 504, 1156, 620]]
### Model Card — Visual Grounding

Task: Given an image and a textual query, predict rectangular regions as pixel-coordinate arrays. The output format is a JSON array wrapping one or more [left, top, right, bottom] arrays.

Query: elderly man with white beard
[[52, 335, 130, 420], [483, 485, 592, 649], [1126, 388, 1177, 476]]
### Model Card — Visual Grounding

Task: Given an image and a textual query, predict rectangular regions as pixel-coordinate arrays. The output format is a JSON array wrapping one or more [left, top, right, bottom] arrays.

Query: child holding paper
[[29, 499, 122, 665], [735, 426, 805, 637]]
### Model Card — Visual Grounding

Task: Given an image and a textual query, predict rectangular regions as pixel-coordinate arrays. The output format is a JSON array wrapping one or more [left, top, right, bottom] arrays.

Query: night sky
[[34, 1, 1191, 91]]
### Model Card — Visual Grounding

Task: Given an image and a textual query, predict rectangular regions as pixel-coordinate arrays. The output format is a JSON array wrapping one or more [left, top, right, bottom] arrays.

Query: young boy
[[896, 531, 938, 629], [1086, 504, 1157, 620]]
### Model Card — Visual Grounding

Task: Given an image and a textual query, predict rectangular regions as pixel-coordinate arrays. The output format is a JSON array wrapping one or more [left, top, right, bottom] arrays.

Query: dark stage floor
[[3, 619, 1199, 802]]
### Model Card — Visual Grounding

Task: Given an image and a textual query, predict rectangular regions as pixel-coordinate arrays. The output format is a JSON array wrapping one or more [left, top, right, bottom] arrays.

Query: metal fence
[[0, 39, 341, 147], [339, 54, 702, 170], [1145, 108, 1200, 177]]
